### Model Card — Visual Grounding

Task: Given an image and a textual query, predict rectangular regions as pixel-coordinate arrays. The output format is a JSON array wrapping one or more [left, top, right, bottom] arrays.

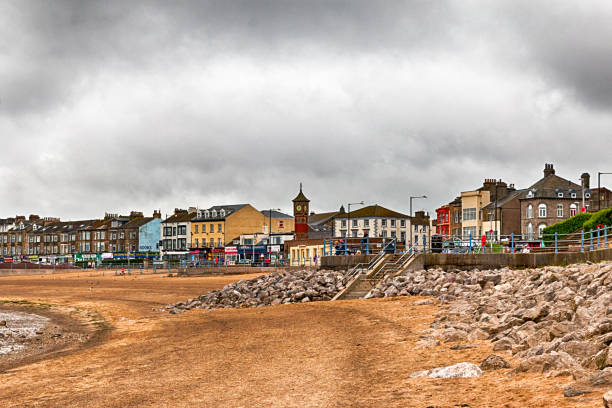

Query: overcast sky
[[1, 1, 611, 220]]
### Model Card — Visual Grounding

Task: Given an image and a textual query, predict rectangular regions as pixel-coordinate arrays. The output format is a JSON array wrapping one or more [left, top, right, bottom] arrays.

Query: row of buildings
[[0, 185, 432, 266], [435, 163, 612, 241]]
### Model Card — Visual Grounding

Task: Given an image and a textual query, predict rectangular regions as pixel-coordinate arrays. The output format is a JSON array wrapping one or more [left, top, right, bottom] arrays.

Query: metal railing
[[367, 248, 414, 283], [346, 238, 397, 281], [432, 224, 612, 254]]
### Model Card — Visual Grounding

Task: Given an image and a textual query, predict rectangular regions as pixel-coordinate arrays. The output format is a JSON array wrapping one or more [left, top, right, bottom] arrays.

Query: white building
[[332, 205, 411, 243]]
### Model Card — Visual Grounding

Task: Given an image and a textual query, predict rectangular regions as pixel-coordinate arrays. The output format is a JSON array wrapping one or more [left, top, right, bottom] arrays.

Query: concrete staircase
[[333, 252, 417, 300]]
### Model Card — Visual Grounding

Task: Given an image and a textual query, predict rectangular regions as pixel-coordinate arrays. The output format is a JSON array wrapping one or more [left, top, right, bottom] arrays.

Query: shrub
[[583, 208, 612, 232], [542, 213, 592, 245]]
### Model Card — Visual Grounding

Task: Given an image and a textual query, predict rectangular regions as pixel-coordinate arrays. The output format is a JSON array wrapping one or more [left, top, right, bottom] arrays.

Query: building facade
[[332, 205, 411, 243], [520, 164, 587, 240]]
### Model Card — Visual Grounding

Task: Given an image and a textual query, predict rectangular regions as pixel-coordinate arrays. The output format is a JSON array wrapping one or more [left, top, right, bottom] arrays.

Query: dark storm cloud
[[1, 1, 612, 219], [489, 1, 612, 109]]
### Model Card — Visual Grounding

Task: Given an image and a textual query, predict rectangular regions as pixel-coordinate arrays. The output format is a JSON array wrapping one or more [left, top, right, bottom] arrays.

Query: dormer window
[[220, 209, 226, 217], [204, 210, 210, 218], [527, 191, 534, 198], [211, 210, 217, 217], [557, 192, 564, 198], [585, 192, 591, 199], [571, 193, 577, 198]]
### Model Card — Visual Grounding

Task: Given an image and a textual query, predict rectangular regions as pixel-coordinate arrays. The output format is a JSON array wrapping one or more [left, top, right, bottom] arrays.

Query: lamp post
[[347, 201, 364, 252], [267, 208, 281, 263], [598, 172, 612, 211], [409, 195, 427, 250]]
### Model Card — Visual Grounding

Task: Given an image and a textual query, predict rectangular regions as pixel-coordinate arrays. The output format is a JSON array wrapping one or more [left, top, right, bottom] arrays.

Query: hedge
[[583, 208, 612, 232], [542, 213, 592, 245]]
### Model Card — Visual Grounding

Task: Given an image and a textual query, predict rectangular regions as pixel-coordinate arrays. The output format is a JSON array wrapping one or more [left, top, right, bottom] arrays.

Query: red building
[[292, 184, 310, 240], [435, 205, 450, 238]]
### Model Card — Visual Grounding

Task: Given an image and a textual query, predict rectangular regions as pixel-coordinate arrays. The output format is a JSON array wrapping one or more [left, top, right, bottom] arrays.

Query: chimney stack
[[153, 210, 161, 219], [581, 173, 590, 189], [544, 163, 555, 177]]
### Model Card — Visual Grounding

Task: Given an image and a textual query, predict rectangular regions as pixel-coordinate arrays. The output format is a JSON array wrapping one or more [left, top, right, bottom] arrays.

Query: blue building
[[138, 212, 162, 253]]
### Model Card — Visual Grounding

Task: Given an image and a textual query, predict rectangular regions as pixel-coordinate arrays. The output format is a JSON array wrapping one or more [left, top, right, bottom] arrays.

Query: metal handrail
[[346, 238, 397, 281], [368, 248, 414, 282]]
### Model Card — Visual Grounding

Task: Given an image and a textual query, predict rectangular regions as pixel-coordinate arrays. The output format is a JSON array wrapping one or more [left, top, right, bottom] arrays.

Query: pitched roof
[[334, 205, 409, 219], [521, 174, 582, 200], [122, 217, 154, 229], [163, 211, 197, 223], [192, 204, 249, 222], [482, 189, 526, 210], [261, 210, 292, 219], [308, 211, 339, 225], [292, 185, 310, 202]]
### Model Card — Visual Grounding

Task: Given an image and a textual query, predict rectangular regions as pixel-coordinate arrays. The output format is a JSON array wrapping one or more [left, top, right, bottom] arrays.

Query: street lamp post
[[268, 208, 281, 263], [598, 172, 612, 211], [409, 195, 427, 251], [347, 201, 364, 253]]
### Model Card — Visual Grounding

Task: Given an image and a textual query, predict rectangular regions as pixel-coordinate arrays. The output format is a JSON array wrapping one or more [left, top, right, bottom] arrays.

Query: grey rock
[[480, 354, 511, 370]]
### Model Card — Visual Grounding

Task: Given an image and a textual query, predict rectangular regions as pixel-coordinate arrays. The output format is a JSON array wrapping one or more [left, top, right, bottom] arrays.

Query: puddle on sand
[[0, 311, 50, 355]]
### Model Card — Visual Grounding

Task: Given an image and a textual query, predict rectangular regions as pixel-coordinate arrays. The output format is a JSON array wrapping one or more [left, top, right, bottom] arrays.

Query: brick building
[[520, 164, 588, 240]]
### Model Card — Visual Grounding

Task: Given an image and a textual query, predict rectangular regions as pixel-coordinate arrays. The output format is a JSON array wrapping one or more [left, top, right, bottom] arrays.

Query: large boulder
[[410, 362, 482, 379]]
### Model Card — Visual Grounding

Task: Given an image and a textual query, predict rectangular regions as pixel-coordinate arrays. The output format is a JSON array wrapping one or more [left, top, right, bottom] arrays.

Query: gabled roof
[[482, 189, 526, 210], [122, 217, 154, 229], [334, 205, 409, 219], [521, 174, 582, 200]]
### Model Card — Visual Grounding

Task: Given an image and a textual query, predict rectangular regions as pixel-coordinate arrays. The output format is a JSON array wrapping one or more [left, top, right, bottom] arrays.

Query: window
[[538, 204, 547, 218], [400, 219, 406, 228], [527, 191, 534, 198], [217, 238, 222, 247], [538, 224, 546, 238], [557, 192, 564, 198], [463, 208, 477, 221], [364, 219, 370, 227], [390, 219, 396, 227], [570, 204, 577, 217], [571, 193, 577, 198], [209, 224, 214, 233], [351, 230, 358, 238], [119, 232, 124, 239], [209, 238, 214, 247], [557, 204, 563, 218], [172, 227, 177, 236], [279, 220, 284, 228], [341, 220, 347, 228], [527, 223, 534, 240], [195, 225, 199, 234], [218, 224, 222, 233], [381, 219, 387, 227], [414, 224, 418, 232], [352, 219, 358, 228], [382, 230, 387, 238], [195, 238, 199, 248], [400, 232, 406, 242], [101, 231, 105, 239], [454, 211, 461, 223], [390, 231, 396, 238], [130, 232, 137, 240], [527, 204, 533, 219], [463, 226, 477, 239], [178, 226, 186, 235]]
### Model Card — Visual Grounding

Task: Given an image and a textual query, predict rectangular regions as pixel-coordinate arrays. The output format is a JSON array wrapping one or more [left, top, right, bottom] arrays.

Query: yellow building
[[285, 238, 326, 267], [191, 204, 270, 249], [261, 210, 295, 236]]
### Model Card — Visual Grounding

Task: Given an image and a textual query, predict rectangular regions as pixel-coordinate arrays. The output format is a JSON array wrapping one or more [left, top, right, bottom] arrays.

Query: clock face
[[296, 205, 302, 211]]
